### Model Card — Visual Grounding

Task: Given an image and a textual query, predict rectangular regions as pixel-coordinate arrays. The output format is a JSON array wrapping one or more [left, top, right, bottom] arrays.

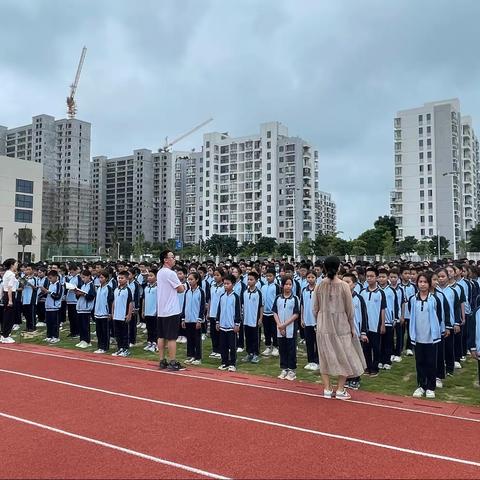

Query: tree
[[374, 215, 397, 240], [204, 235, 238, 259], [350, 239, 367, 256], [255, 236, 278, 256], [356, 228, 385, 255], [468, 224, 480, 252], [382, 231, 396, 256], [238, 241, 255, 259], [396, 236, 418, 256], [133, 233, 146, 259], [298, 237, 313, 258], [277, 242, 293, 258], [416, 240, 432, 258], [429, 235, 450, 257], [14, 226, 36, 262], [119, 241, 132, 257], [46, 227, 68, 256]]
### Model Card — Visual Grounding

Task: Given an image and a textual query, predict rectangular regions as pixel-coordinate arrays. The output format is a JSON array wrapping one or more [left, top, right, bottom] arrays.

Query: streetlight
[[292, 186, 302, 261], [443, 171, 457, 260]]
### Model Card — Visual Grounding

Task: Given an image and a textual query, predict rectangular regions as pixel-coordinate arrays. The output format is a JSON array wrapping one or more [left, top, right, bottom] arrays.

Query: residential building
[[0, 115, 91, 254], [0, 155, 43, 262], [390, 99, 479, 254], [202, 121, 319, 245], [317, 191, 337, 235]]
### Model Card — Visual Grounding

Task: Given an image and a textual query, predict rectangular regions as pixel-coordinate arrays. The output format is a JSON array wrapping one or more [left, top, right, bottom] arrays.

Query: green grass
[[12, 323, 480, 406]]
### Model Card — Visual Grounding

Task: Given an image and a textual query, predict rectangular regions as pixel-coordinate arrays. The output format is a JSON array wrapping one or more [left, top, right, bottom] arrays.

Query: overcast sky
[[1, 0, 480, 238]]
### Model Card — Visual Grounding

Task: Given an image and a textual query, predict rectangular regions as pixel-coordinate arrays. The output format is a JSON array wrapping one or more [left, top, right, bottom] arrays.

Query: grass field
[[11, 322, 480, 406]]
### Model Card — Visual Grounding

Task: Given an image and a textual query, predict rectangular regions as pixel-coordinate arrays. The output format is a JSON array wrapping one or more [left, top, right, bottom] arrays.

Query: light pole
[[292, 186, 302, 261], [443, 171, 457, 259]]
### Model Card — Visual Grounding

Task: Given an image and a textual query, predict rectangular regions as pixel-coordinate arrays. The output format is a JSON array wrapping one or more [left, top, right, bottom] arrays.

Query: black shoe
[[167, 361, 186, 371], [159, 359, 168, 370]]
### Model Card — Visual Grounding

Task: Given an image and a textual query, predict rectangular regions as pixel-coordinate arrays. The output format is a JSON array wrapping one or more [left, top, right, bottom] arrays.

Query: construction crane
[[66, 46, 87, 119], [160, 117, 213, 152]]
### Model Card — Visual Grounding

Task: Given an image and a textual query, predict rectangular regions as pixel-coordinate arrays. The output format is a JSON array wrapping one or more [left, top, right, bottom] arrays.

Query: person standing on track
[[1, 258, 18, 344], [313, 256, 366, 400], [157, 250, 186, 371]]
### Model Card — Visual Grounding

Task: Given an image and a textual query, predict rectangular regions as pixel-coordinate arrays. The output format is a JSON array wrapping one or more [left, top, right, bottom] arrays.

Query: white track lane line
[[1, 345, 478, 424], [1, 367, 479, 470], [0, 410, 230, 480]]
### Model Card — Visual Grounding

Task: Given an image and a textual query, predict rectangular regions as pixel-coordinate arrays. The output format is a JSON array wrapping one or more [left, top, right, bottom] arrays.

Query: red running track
[[0, 344, 479, 479]]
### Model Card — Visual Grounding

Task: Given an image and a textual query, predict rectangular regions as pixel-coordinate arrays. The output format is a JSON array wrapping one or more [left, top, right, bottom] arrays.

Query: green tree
[[255, 236, 278, 256], [46, 227, 68, 256], [356, 228, 385, 255], [416, 240, 432, 258], [14, 226, 36, 262], [430, 235, 450, 257], [277, 242, 293, 258], [238, 241, 255, 259], [382, 231, 396, 256], [374, 215, 397, 239], [468, 224, 480, 252], [205, 235, 238, 259], [133, 233, 146, 259], [298, 237, 313, 258], [396, 236, 418, 256], [350, 239, 367, 256]]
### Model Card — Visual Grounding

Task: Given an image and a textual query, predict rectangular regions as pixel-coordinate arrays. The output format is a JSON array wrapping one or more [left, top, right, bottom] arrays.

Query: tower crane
[[66, 46, 87, 119], [160, 117, 213, 152]]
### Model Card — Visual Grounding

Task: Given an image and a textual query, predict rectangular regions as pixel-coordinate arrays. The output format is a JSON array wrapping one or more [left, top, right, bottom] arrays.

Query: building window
[[16, 227, 32, 245], [16, 179, 33, 194], [419, 127, 423, 135], [15, 194, 33, 209], [15, 209, 32, 223], [267, 130, 271, 138]]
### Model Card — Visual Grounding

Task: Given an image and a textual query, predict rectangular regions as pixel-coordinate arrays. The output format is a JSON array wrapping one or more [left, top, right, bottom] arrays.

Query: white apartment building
[[202, 121, 319, 245], [317, 191, 337, 235], [0, 155, 43, 262], [0, 115, 91, 255], [391, 99, 479, 255]]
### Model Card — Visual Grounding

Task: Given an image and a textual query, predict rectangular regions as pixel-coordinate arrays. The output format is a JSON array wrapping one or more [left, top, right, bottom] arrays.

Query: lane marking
[[1, 367, 479, 470], [0, 411, 230, 480], [1, 345, 479, 424]]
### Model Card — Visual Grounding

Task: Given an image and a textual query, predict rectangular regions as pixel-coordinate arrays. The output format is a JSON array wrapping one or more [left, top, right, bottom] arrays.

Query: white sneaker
[[271, 347, 279, 357], [378, 363, 384, 369], [393, 356, 402, 363], [49, 338, 60, 344], [43, 337, 52, 342], [214, 352, 221, 358], [201, 334, 206, 341], [93, 349, 106, 354], [218, 364, 228, 371], [413, 387, 425, 398], [209, 352, 217, 358], [180, 336, 187, 344], [143, 342, 152, 351], [118, 349, 130, 357], [336, 389, 351, 400], [425, 389, 436, 399], [277, 369, 288, 379], [390, 354, 395, 362], [236, 347, 244, 353], [76, 341, 91, 349], [454, 361, 462, 369], [323, 389, 333, 398], [227, 365, 237, 372], [310, 363, 319, 371], [129, 343, 136, 348], [1, 336, 15, 344], [406, 349, 414, 356], [191, 359, 202, 365], [436, 378, 443, 389], [75, 341, 83, 347], [36, 322, 46, 327], [12, 324, 20, 331], [304, 363, 314, 370], [460, 356, 466, 362], [111, 349, 123, 356], [184, 357, 195, 364], [383, 364, 392, 370], [286, 370, 296, 381], [262, 347, 272, 356]]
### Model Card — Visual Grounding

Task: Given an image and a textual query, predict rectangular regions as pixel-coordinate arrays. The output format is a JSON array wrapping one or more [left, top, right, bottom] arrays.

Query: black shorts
[[157, 314, 181, 340]]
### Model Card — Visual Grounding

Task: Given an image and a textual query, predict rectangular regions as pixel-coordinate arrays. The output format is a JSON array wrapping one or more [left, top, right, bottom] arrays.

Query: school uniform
[[233, 280, 246, 349], [14, 277, 22, 327], [474, 309, 480, 384], [450, 282, 466, 362], [76, 280, 96, 344], [59, 274, 67, 325], [433, 288, 451, 381], [216, 291, 241, 367], [458, 277, 475, 356], [208, 282, 225, 355], [94, 284, 114, 351], [182, 286, 206, 360], [379, 284, 399, 366], [360, 287, 387, 374], [66, 274, 81, 337], [301, 285, 318, 365], [400, 282, 417, 352], [409, 293, 442, 392], [272, 293, 300, 371], [392, 284, 405, 357], [1, 270, 17, 338], [0, 278, 4, 333], [260, 281, 281, 349], [143, 283, 158, 344], [112, 286, 133, 351], [350, 291, 368, 384], [128, 280, 141, 346], [21, 276, 37, 331], [45, 281, 63, 340], [200, 278, 211, 334], [177, 281, 189, 339], [242, 287, 263, 357], [36, 277, 48, 325]]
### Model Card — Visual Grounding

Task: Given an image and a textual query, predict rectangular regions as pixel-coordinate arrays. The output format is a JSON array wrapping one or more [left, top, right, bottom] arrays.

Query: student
[[241, 271, 263, 364], [216, 274, 241, 372], [360, 267, 386, 377], [111, 271, 133, 357], [389, 268, 405, 363], [41, 270, 63, 344], [75, 269, 96, 348], [446, 265, 466, 369], [301, 270, 319, 371], [232, 266, 246, 353], [261, 268, 281, 357], [127, 268, 141, 348], [409, 273, 442, 399], [457, 265, 473, 359], [472, 308, 480, 385], [65, 263, 81, 338], [181, 272, 205, 365], [273, 277, 300, 381], [343, 273, 368, 390], [93, 270, 114, 354], [208, 268, 225, 359], [198, 266, 211, 340], [21, 263, 37, 332], [142, 270, 158, 353], [175, 266, 189, 344], [36, 267, 48, 327], [400, 266, 417, 356], [377, 268, 399, 370], [1, 259, 18, 343]]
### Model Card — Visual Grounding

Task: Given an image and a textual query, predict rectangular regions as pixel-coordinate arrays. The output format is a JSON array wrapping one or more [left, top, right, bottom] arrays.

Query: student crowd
[[1, 254, 479, 399]]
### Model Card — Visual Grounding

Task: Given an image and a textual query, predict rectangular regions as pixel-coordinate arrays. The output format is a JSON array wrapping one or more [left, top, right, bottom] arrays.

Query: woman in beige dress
[[313, 256, 366, 399]]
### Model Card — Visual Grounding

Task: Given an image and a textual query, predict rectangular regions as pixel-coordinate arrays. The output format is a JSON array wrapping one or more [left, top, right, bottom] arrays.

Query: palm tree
[[14, 226, 36, 262], [45, 227, 68, 256]]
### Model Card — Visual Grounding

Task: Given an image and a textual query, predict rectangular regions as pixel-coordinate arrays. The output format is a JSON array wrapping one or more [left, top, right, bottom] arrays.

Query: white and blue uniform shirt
[[261, 282, 281, 316], [272, 294, 300, 339], [45, 281, 62, 311], [182, 286, 206, 323], [21, 276, 37, 306], [76, 281, 96, 313], [352, 291, 368, 337], [300, 285, 316, 327], [401, 282, 417, 319], [379, 285, 399, 326], [216, 291, 241, 331], [209, 282, 225, 319], [113, 286, 133, 321], [360, 287, 387, 333], [436, 285, 461, 327], [66, 274, 81, 304], [94, 284, 114, 318], [408, 293, 442, 345], [143, 283, 157, 317], [242, 287, 263, 327]]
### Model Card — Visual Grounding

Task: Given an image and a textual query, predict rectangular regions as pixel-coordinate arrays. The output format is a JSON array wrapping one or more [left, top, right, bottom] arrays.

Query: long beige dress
[[313, 278, 366, 377]]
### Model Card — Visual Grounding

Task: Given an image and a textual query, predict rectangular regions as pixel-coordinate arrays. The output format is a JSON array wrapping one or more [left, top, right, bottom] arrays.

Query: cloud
[[1, 0, 480, 237]]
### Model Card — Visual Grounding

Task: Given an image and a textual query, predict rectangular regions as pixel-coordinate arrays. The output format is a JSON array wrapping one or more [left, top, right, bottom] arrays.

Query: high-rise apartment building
[[0, 115, 91, 254], [390, 99, 479, 255], [202, 121, 319, 245], [316, 191, 337, 235]]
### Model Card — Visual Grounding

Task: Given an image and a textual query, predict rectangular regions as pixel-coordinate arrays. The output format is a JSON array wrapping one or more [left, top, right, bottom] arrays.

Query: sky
[[1, 0, 480, 239]]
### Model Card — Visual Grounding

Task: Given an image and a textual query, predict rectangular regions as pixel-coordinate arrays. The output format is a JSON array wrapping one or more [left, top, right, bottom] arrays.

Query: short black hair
[[117, 271, 129, 279], [224, 274, 236, 284], [160, 250, 174, 265], [248, 271, 259, 280], [47, 270, 59, 278], [3, 258, 16, 270], [80, 269, 91, 277]]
